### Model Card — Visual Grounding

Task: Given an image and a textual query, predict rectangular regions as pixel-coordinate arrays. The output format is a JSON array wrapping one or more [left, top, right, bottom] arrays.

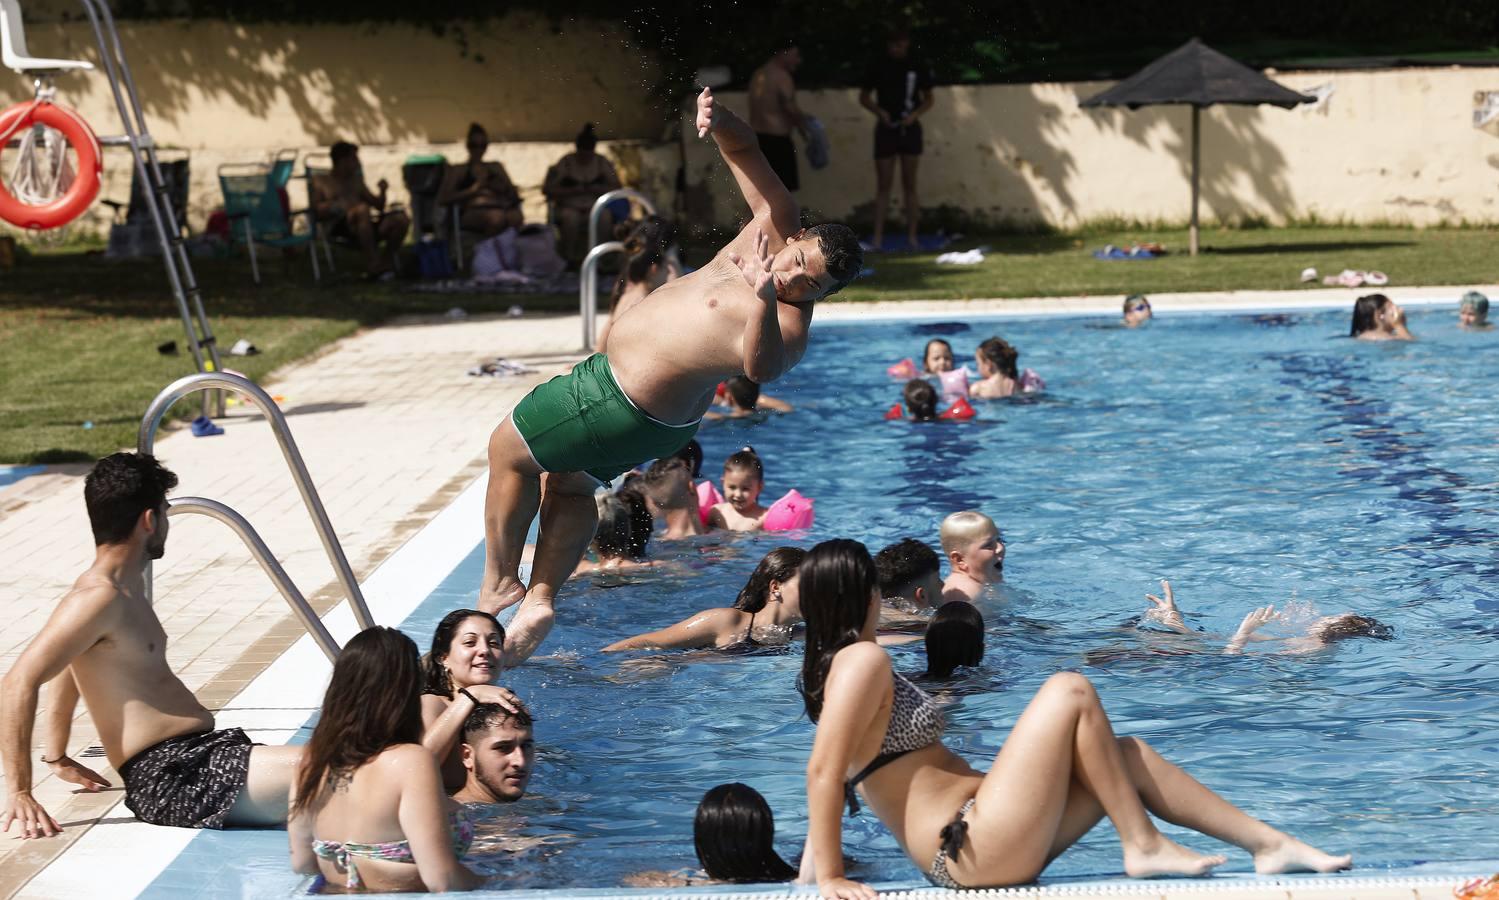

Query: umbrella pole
[[1189, 105, 1200, 257]]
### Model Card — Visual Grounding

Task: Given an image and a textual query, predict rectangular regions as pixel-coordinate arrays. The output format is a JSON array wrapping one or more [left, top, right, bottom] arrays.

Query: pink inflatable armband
[[1020, 368, 1046, 392], [763, 489, 815, 532], [938, 368, 969, 401], [887, 358, 918, 379], [696, 480, 724, 526]]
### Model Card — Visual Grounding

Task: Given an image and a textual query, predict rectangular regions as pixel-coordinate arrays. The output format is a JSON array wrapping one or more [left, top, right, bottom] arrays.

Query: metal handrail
[[167, 497, 341, 662], [138, 372, 374, 632], [586, 188, 657, 252], [580, 240, 624, 351]]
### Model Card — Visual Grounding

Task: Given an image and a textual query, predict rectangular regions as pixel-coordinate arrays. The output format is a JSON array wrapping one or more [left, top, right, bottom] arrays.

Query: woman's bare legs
[[960, 673, 1225, 885], [1116, 737, 1351, 874]]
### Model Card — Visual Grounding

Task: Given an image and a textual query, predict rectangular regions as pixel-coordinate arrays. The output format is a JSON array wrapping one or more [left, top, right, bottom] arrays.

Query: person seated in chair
[[311, 140, 410, 279], [438, 123, 524, 238], [543, 123, 622, 267]]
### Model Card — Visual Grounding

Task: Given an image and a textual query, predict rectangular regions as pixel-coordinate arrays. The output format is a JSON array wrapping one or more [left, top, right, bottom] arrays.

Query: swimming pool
[[141, 304, 1499, 896]]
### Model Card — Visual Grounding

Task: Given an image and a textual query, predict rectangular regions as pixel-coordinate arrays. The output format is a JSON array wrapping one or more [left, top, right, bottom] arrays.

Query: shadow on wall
[[6, 14, 667, 145]]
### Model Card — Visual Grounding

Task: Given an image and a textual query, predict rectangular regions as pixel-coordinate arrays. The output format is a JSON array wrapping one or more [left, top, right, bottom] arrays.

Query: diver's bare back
[[66, 579, 214, 769], [607, 226, 810, 424]]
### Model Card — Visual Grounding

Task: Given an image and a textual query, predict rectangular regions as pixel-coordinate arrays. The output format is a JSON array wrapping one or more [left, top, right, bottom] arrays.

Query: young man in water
[[1, 453, 302, 839], [480, 87, 862, 666], [455, 704, 534, 805]]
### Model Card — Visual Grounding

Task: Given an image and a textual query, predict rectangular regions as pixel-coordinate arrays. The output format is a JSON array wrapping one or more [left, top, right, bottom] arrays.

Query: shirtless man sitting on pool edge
[[481, 86, 862, 664], [2, 453, 301, 838]]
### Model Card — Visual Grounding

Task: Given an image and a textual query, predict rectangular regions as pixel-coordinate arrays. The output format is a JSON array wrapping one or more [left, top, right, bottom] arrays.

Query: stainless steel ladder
[[138, 372, 376, 661], [76, 0, 225, 413]]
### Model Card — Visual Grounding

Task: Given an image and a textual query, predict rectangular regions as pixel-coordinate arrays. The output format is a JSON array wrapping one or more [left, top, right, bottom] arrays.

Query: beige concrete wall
[[0, 13, 675, 236], [684, 67, 1499, 230]]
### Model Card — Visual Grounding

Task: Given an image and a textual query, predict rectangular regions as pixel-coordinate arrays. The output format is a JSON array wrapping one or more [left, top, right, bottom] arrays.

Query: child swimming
[[708, 447, 770, 532], [1122, 294, 1152, 328], [1350, 293, 1414, 341], [903, 379, 939, 421], [969, 336, 1043, 399], [573, 493, 657, 576], [1459, 291, 1491, 331], [706, 376, 795, 419], [643, 457, 709, 540], [940, 510, 1005, 602], [1143, 580, 1393, 654], [922, 338, 955, 374]]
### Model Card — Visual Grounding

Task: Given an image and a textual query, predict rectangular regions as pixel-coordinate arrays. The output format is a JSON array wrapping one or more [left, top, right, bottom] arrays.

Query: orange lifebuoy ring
[[0, 101, 102, 230]]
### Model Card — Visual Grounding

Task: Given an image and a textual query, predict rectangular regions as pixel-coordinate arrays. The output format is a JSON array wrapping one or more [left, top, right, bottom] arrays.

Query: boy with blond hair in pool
[[479, 87, 862, 666], [940, 510, 1005, 603]]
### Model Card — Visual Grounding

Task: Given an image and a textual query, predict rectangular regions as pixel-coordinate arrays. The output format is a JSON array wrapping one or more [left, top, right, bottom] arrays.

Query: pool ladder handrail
[[139, 372, 375, 656], [581, 189, 656, 351]]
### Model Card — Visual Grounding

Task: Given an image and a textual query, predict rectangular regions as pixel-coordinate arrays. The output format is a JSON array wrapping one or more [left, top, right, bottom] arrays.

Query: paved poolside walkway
[[1, 282, 1492, 898]]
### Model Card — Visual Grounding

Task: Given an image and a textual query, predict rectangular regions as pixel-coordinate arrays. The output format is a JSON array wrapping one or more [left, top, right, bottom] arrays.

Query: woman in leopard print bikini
[[795, 539, 1353, 898]]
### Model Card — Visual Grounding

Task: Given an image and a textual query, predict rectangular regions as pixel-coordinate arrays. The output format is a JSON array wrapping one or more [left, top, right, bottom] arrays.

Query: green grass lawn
[[1, 224, 1494, 464]]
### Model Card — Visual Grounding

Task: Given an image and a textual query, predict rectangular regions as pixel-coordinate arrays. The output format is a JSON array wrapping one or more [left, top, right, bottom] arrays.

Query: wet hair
[[1461, 291, 1489, 317], [693, 783, 797, 883], [466, 122, 488, 144], [903, 379, 938, 421], [463, 701, 533, 740], [874, 538, 941, 598], [575, 122, 598, 152], [1123, 293, 1150, 313], [668, 439, 704, 478], [610, 216, 677, 311], [801, 223, 863, 297], [939, 510, 999, 556], [615, 486, 654, 558], [976, 336, 1019, 380], [644, 456, 691, 487], [798, 539, 879, 721], [734, 547, 807, 613], [330, 140, 358, 164], [593, 493, 634, 560], [724, 376, 761, 411], [922, 338, 953, 373], [1312, 614, 1394, 642], [293, 626, 422, 815], [925, 601, 985, 679], [724, 446, 764, 482], [85, 452, 179, 546], [1350, 294, 1390, 337], [421, 609, 505, 698]]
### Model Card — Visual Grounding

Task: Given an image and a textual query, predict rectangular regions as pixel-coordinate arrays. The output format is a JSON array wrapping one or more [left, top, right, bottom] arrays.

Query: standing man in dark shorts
[[748, 44, 808, 192], [860, 28, 935, 250]]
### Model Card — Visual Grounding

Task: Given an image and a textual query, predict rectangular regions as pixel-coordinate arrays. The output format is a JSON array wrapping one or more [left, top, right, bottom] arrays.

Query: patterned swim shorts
[[120, 728, 258, 829]]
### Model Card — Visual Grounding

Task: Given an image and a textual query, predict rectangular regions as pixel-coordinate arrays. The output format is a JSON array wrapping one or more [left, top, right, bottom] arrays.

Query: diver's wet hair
[[803, 223, 863, 297], [1313, 614, 1393, 642], [925, 601, 985, 679], [725, 376, 761, 411], [734, 547, 807, 613], [693, 783, 797, 882], [724, 446, 764, 482], [874, 538, 941, 598], [903, 379, 938, 421], [1350, 294, 1389, 337]]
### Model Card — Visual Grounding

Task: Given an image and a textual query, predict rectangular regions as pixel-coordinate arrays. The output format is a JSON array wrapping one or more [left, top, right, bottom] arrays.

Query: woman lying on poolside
[[796, 539, 1351, 898], [603, 547, 806, 651]]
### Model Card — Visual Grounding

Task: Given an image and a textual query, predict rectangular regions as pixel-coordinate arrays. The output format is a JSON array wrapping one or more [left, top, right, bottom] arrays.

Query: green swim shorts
[[510, 353, 700, 484]]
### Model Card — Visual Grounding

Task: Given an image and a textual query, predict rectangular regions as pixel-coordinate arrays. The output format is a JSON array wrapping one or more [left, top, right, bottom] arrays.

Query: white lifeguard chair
[[1, 0, 225, 410]]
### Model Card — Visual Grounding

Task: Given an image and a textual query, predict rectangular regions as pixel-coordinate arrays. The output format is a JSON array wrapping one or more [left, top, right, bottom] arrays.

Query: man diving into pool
[[1, 453, 302, 838], [482, 86, 862, 664]]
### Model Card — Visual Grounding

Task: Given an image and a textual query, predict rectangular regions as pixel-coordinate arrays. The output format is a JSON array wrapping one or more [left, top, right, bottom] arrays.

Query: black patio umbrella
[[1079, 38, 1313, 255]]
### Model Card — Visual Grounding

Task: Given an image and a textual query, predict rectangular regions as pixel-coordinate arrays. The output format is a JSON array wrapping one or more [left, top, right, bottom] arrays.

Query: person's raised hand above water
[[1225, 604, 1277, 654], [728, 229, 777, 304], [1144, 579, 1189, 633]]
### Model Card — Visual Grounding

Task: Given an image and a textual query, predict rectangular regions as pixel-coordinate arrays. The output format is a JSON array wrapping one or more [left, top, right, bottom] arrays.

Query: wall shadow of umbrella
[[1079, 38, 1311, 256]]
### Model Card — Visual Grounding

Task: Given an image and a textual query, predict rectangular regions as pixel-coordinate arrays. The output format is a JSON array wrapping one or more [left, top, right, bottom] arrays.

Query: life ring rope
[[0, 100, 102, 230]]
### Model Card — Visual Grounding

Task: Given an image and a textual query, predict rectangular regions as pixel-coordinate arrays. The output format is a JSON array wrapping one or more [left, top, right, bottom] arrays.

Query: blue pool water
[[148, 305, 1499, 896]]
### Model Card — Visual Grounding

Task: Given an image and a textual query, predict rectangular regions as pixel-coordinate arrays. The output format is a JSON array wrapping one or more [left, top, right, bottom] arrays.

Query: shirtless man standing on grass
[[2, 453, 301, 839], [480, 86, 862, 664]]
